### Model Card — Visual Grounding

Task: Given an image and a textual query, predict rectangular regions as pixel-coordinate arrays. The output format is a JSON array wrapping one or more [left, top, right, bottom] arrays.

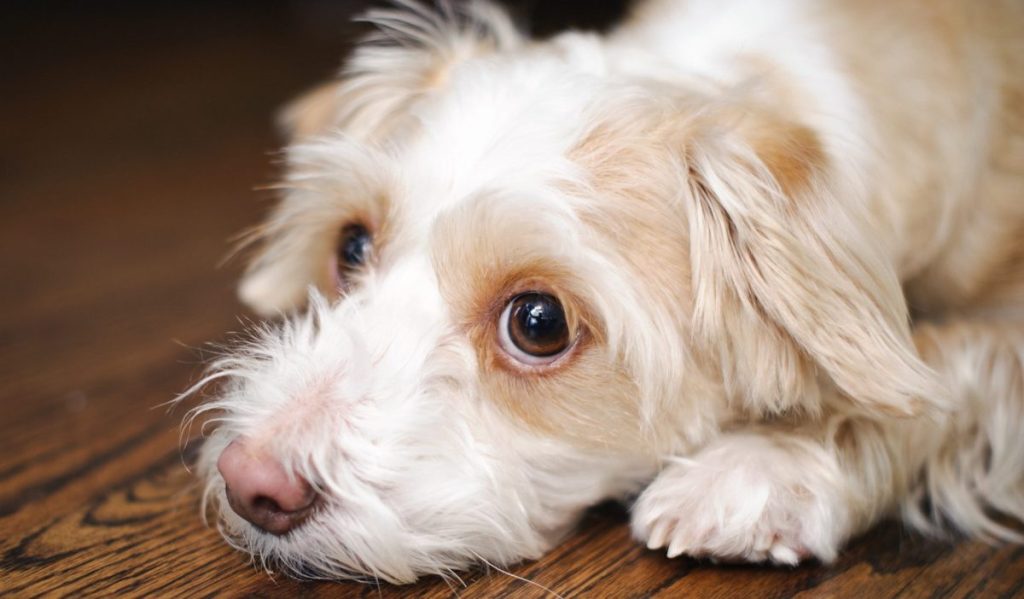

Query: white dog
[[185, 0, 1024, 583]]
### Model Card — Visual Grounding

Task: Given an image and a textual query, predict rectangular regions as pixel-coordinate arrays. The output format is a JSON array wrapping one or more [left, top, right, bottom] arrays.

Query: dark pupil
[[509, 293, 569, 357], [339, 225, 371, 268]]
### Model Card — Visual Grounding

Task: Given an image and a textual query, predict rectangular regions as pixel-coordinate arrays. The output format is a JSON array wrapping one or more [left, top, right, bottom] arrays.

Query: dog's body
[[189, 0, 1024, 582]]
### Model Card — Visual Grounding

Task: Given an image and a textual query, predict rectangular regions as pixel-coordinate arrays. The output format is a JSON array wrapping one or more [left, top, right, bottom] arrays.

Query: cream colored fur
[[185, 0, 1024, 582]]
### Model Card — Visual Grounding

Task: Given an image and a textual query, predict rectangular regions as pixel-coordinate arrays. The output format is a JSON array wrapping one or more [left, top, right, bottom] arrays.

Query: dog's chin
[[212, 493, 404, 583], [211, 497, 558, 584], [219, 533, 367, 583], [220, 529, 372, 583]]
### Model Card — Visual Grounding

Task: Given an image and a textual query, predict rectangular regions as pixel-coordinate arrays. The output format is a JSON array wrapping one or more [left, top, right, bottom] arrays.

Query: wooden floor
[[2, 2, 1022, 596]]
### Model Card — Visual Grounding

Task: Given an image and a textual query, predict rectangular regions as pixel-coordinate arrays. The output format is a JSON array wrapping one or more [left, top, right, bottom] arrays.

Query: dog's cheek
[[478, 343, 647, 452]]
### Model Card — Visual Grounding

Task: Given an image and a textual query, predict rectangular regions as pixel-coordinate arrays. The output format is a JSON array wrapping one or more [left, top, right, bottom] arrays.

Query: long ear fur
[[278, 0, 522, 143], [683, 108, 948, 417]]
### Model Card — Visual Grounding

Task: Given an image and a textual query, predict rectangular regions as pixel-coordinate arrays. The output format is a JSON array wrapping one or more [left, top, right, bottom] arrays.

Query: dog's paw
[[631, 433, 851, 565]]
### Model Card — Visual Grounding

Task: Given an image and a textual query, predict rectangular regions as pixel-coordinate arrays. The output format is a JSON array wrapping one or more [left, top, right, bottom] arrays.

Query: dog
[[184, 0, 1024, 583]]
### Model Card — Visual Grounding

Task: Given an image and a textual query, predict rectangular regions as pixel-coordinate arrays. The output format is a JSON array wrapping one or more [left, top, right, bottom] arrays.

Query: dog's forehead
[[390, 55, 600, 219]]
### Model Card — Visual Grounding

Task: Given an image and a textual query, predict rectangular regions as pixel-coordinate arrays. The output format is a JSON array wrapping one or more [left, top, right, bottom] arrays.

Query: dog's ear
[[681, 108, 947, 417], [277, 81, 347, 142], [276, 0, 522, 144], [237, 228, 333, 317]]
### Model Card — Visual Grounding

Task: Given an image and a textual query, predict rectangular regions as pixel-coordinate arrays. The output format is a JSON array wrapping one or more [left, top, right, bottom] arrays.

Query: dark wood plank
[[1, 1, 1022, 597]]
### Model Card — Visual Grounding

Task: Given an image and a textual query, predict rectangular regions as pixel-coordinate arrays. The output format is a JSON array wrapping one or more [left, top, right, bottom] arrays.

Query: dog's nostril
[[251, 493, 317, 518], [249, 492, 318, 534], [253, 494, 284, 515], [217, 438, 319, 536]]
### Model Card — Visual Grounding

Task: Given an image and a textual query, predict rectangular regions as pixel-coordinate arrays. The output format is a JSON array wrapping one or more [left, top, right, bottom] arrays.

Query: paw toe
[[768, 543, 801, 565], [646, 518, 674, 550]]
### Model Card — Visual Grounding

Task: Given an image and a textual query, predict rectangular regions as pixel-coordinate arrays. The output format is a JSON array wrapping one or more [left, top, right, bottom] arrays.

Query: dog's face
[[190, 3, 942, 583], [194, 14, 690, 582]]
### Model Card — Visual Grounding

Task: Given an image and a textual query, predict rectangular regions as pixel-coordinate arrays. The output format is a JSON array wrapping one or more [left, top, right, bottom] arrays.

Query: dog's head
[[190, 1, 944, 583]]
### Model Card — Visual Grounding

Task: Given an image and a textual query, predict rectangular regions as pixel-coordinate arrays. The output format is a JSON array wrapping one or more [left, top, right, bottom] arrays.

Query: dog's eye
[[498, 292, 571, 365], [337, 224, 372, 273]]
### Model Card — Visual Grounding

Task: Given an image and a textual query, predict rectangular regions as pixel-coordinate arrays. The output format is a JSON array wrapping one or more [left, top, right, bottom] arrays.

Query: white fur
[[632, 432, 851, 564]]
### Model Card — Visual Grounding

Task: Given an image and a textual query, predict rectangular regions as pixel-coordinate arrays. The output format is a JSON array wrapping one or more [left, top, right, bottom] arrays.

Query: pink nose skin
[[216, 439, 318, 536]]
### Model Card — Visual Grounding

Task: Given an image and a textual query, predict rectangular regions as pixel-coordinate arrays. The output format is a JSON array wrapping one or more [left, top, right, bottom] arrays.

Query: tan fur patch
[[430, 194, 651, 451], [743, 116, 825, 197]]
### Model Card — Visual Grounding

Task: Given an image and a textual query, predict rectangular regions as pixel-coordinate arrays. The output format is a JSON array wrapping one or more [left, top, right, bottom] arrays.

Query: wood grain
[[1, 1, 1022, 597]]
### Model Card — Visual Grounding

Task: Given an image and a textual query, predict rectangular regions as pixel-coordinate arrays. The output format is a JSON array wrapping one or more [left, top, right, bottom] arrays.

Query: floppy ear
[[275, 0, 521, 143], [237, 226, 334, 317], [682, 108, 948, 417], [240, 1, 522, 315]]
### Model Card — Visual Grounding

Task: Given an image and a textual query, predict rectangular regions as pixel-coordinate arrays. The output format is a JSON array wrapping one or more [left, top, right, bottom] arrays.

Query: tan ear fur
[[277, 81, 347, 142], [683, 107, 949, 417]]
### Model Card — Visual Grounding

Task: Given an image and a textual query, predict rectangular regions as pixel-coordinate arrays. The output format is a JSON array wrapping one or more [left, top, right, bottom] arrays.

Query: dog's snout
[[217, 439, 318, 535]]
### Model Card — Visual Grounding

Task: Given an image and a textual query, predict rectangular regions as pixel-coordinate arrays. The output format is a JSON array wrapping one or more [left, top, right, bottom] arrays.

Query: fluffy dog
[[185, 0, 1024, 583]]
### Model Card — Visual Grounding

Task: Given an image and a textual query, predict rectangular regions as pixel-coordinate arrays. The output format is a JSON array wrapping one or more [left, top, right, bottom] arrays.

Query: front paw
[[631, 433, 851, 565]]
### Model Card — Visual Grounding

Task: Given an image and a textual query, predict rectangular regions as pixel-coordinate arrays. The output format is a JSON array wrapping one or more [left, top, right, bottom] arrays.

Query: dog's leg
[[633, 320, 1024, 564]]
